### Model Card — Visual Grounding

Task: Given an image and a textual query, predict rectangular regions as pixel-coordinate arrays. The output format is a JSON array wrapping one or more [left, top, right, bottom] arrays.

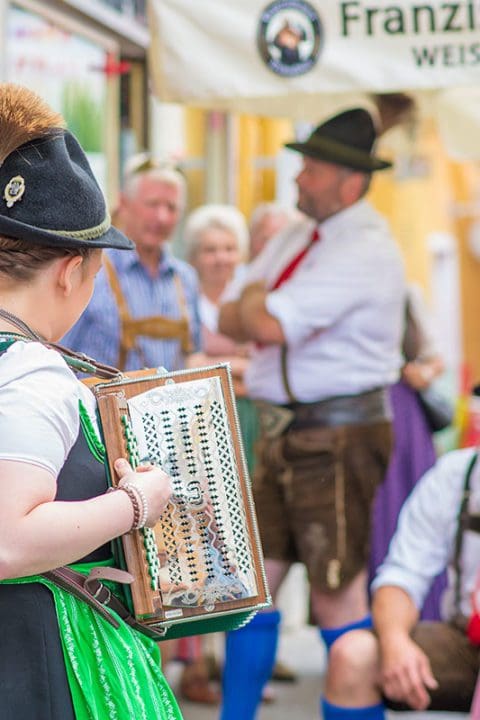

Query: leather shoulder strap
[[0, 309, 120, 379], [102, 254, 132, 320], [280, 345, 297, 403], [453, 451, 479, 616]]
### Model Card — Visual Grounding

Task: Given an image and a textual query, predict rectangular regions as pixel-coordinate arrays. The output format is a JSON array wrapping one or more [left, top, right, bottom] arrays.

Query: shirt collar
[[320, 199, 373, 238], [111, 245, 177, 276]]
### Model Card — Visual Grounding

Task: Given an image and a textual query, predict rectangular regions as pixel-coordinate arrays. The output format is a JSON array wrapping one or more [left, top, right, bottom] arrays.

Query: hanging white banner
[[148, 0, 480, 107]]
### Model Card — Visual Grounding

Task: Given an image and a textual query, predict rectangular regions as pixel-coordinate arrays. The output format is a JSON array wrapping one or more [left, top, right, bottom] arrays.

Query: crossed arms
[[218, 281, 285, 345]]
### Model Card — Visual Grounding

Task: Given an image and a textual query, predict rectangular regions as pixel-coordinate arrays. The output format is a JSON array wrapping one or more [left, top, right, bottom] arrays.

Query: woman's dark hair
[[0, 235, 96, 282]]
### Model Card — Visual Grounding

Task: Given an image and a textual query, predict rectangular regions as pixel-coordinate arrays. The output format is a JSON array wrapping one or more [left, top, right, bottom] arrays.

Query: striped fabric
[[63, 248, 202, 372]]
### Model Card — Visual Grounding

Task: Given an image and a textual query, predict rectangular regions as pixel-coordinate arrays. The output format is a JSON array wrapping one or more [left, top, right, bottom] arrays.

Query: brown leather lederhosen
[[102, 254, 193, 370], [254, 343, 392, 591]]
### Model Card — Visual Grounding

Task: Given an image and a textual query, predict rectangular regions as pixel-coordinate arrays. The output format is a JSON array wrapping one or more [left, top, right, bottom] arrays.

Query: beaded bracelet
[[107, 483, 146, 532], [130, 483, 149, 530]]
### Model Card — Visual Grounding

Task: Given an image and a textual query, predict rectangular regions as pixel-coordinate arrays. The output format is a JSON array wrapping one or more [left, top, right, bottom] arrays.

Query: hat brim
[[0, 214, 134, 250], [285, 137, 392, 172]]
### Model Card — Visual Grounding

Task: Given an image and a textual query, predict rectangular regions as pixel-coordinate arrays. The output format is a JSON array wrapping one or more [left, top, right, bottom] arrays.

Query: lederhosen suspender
[[452, 451, 480, 625], [102, 255, 193, 370]]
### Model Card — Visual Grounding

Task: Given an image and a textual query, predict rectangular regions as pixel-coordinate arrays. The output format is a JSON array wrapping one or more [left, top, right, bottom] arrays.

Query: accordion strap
[[42, 566, 136, 630], [42, 566, 170, 639], [0, 308, 121, 379]]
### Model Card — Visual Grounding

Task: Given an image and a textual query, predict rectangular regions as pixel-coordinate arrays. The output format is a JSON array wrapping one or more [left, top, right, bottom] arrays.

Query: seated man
[[323, 446, 480, 718]]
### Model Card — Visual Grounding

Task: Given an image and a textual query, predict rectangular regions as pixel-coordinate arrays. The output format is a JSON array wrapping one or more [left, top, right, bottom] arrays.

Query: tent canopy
[[148, 0, 480, 158]]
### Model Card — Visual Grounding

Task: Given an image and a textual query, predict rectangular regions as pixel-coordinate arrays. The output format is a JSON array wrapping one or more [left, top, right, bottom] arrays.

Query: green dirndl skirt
[[0, 559, 182, 720], [235, 396, 261, 476]]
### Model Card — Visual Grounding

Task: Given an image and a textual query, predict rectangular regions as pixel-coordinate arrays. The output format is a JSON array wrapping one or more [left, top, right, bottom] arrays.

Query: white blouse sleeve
[[371, 448, 475, 608], [0, 341, 80, 476]]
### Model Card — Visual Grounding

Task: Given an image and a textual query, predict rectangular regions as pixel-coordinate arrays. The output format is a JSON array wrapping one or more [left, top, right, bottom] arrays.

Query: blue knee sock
[[320, 614, 372, 652], [321, 698, 385, 720], [220, 609, 281, 720]]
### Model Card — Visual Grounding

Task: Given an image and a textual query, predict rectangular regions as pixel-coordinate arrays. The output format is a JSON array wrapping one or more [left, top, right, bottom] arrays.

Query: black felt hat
[[0, 84, 133, 250], [285, 108, 392, 172]]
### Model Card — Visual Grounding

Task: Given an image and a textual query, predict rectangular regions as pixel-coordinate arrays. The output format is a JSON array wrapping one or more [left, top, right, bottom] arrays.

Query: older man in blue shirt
[[63, 156, 201, 371]]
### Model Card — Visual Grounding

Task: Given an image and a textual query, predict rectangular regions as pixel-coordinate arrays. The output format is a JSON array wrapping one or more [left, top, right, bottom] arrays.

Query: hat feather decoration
[[0, 83, 65, 167]]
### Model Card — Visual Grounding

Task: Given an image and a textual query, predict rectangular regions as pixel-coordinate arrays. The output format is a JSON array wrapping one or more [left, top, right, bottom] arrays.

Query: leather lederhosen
[[103, 254, 192, 370]]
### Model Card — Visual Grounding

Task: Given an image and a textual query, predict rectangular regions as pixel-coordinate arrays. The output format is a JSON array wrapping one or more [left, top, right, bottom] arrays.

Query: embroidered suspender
[[102, 255, 192, 370], [452, 451, 480, 623]]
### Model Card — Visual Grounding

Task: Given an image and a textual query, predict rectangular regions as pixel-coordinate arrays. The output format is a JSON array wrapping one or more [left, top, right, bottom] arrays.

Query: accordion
[[94, 364, 270, 640]]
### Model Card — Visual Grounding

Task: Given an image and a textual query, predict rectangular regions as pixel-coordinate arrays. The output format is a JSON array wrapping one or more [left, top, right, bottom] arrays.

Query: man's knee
[[326, 630, 379, 699]]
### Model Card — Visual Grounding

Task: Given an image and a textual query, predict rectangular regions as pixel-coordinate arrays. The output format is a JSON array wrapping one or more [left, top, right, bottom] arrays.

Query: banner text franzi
[[341, 2, 480, 66], [341, 2, 480, 35]]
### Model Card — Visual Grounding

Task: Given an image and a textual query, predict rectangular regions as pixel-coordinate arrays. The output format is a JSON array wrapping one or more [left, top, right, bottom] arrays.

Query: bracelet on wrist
[[130, 483, 149, 530], [107, 483, 146, 532]]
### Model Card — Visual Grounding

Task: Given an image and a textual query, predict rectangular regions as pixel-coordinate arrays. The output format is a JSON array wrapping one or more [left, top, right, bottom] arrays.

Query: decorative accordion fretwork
[[95, 365, 269, 639], [128, 376, 257, 609]]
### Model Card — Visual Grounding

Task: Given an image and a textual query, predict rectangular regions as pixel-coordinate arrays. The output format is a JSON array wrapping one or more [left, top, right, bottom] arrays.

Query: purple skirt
[[369, 381, 447, 620]]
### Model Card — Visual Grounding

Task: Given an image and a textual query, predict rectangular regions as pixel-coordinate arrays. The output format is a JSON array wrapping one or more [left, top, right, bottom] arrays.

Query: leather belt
[[286, 387, 391, 430]]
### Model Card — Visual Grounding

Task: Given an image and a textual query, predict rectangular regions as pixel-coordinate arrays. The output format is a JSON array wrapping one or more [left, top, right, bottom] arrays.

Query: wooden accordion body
[[94, 364, 270, 639]]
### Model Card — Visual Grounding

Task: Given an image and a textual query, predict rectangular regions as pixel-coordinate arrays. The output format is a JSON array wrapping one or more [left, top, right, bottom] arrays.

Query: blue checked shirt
[[63, 248, 202, 372]]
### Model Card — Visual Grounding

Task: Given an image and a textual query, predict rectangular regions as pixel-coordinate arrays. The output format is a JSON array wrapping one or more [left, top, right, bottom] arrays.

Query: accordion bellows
[[94, 364, 270, 639]]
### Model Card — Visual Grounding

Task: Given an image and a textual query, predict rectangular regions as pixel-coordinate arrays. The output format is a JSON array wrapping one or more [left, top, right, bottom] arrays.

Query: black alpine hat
[[285, 108, 392, 173], [0, 83, 133, 250]]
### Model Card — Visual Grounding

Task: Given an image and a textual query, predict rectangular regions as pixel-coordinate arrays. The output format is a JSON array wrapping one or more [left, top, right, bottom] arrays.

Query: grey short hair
[[122, 152, 187, 210], [184, 204, 249, 261], [249, 202, 297, 232]]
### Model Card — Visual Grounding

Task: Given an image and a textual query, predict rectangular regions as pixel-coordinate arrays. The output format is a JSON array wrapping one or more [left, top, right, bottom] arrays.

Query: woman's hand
[[401, 355, 444, 391], [114, 458, 172, 527]]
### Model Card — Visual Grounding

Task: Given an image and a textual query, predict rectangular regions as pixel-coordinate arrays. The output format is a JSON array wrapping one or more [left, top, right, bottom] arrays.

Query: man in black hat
[[217, 107, 406, 719]]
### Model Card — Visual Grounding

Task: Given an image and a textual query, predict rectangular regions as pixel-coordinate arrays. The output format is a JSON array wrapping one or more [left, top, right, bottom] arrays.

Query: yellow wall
[[370, 119, 455, 297], [448, 161, 480, 384], [371, 119, 480, 382], [236, 114, 293, 220], [183, 106, 207, 212]]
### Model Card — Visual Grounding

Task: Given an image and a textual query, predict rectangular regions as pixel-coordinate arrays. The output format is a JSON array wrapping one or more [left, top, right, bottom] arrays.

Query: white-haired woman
[[179, 205, 264, 704], [185, 204, 251, 394]]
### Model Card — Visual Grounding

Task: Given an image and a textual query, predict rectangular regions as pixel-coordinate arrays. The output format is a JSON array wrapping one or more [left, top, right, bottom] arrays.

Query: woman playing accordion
[[0, 84, 182, 719]]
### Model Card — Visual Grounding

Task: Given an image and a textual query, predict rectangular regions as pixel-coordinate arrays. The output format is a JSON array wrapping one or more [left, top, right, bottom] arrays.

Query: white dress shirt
[[372, 447, 480, 620], [227, 200, 406, 404]]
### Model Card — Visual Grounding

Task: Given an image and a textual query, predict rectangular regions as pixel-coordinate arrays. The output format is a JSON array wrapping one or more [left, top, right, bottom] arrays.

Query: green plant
[[62, 82, 103, 153]]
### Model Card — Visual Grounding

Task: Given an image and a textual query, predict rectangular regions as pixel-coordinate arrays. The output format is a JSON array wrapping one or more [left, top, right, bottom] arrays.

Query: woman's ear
[[56, 255, 84, 296]]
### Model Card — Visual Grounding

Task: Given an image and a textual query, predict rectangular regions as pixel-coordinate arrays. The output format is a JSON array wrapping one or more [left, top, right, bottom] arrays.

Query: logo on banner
[[257, 0, 323, 77]]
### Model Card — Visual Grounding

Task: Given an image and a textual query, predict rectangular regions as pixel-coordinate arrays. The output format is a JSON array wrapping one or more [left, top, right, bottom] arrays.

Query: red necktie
[[271, 227, 320, 290]]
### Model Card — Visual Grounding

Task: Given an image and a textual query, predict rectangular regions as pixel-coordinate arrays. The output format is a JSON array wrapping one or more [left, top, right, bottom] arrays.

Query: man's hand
[[401, 356, 444, 391], [239, 280, 267, 301], [218, 301, 250, 342], [238, 281, 285, 344], [380, 633, 438, 710]]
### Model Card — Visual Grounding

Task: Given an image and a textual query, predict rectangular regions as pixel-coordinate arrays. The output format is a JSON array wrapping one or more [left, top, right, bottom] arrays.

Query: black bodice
[[55, 418, 111, 563]]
